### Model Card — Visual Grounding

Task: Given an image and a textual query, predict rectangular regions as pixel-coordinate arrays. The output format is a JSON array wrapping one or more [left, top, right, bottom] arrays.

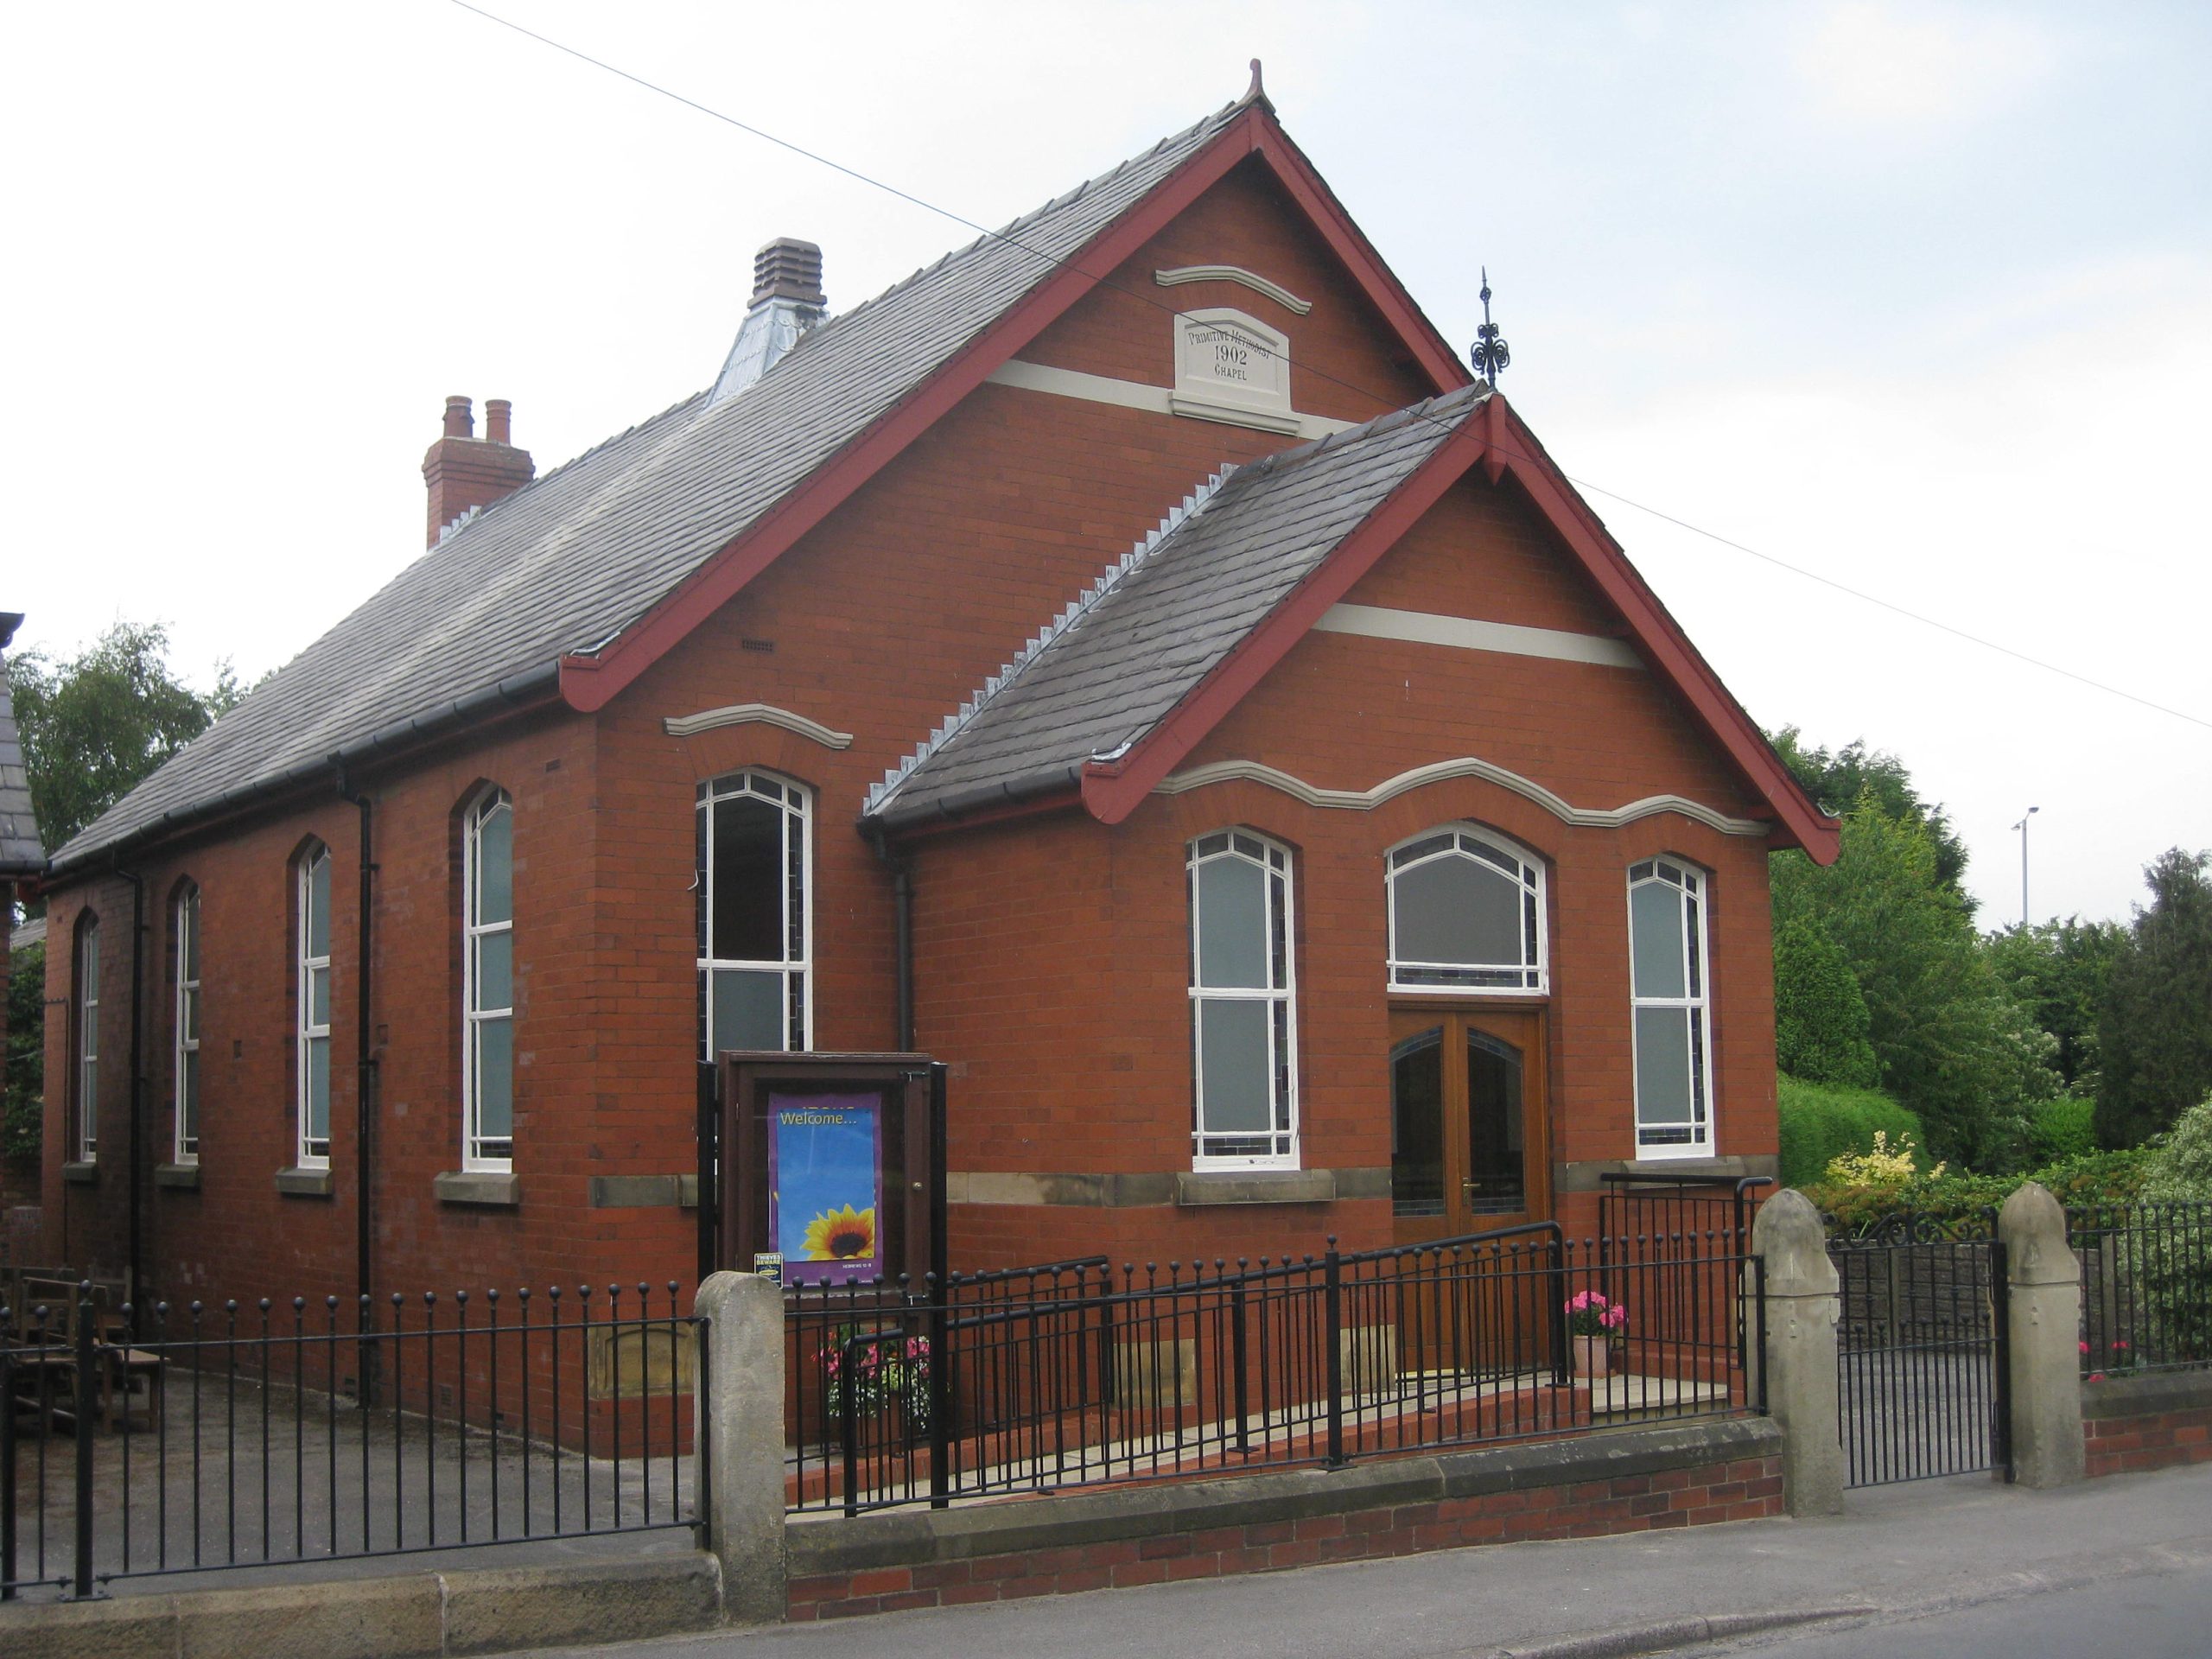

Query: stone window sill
[[1176, 1169, 1338, 1207], [276, 1166, 334, 1198], [156, 1162, 201, 1190], [435, 1170, 520, 1208], [61, 1160, 98, 1186]]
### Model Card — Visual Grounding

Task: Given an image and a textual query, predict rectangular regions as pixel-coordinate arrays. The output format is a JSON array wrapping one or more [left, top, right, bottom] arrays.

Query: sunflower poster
[[767, 1092, 883, 1285]]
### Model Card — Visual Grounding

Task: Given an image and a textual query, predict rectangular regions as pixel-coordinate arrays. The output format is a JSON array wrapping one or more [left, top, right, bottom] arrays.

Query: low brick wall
[[2082, 1370, 2212, 1478], [785, 1417, 1782, 1621]]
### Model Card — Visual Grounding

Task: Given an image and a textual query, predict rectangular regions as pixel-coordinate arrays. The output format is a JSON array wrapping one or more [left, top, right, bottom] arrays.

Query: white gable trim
[[1154, 264, 1315, 315], [1312, 603, 1644, 669], [1154, 756, 1769, 837], [984, 359, 1354, 441], [662, 703, 853, 747]]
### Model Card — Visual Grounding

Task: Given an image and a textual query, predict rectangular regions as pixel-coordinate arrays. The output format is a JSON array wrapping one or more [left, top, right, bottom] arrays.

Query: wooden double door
[[1388, 1007, 1549, 1243]]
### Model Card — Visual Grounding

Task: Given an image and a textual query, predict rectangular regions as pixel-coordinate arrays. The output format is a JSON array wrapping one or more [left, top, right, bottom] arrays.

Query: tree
[[1771, 728, 1971, 906], [3, 942, 41, 1164], [1772, 916, 1878, 1087], [2096, 849, 2212, 1148], [10, 620, 245, 855], [1986, 917, 2127, 1092], [1772, 795, 2057, 1169]]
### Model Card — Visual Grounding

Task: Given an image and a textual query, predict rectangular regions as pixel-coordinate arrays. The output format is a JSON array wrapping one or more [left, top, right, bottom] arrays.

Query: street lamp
[[2012, 806, 2040, 926]]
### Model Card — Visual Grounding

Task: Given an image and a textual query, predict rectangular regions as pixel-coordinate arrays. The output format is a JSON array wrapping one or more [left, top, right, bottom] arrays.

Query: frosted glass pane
[[308, 858, 332, 957], [476, 804, 512, 924], [712, 969, 785, 1052], [476, 931, 512, 1012], [183, 985, 200, 1041], [311, 965, 330, 1027], [1395, 855, 1522, 967], [1199, 998, 1270, 1131], [711, 797, 783, 962], [1630, 880, 1686, 999], [1635, 1007, 1694, 1124], [307, 1036, 330, 1141], [1197, 855, 1268, 988], [183, 896, 200, 978], [475, 1018, 512, 1141], [181, 1050, 199, 1144]]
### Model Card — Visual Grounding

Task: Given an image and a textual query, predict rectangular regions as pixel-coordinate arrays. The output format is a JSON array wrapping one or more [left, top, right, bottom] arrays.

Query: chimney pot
[[486, 398, 513, 447], [442, 396, 474, 440], [750, 238, 825, 308]]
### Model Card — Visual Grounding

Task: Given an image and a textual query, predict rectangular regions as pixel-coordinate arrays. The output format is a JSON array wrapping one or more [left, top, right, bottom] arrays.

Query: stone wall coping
[[786, 1415, 1780, 1578], [2082, 1368, 2212, 1421]]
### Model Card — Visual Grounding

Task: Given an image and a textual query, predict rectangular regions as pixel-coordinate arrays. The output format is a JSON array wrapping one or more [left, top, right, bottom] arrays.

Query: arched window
[[73, 913, 100, 1163], [1386, 826, 1545, 992], [696, 770, 810, 1057], [296, 844, 333, 1169], [1188, 830, 1298, 1166], [463, 790, 514, 1170], [174, 884, 201, 1165], [1628, 857, 1713, 1156]]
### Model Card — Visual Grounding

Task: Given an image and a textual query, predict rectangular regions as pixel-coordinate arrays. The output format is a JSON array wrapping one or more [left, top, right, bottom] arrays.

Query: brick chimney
[[422, 396, 535, 547]]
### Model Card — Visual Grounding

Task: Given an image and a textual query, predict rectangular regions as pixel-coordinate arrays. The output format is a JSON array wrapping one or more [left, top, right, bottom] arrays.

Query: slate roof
[[865, 384, 1490, 828], [0, 626, 43, 876], [51, 98, 1254, 874]]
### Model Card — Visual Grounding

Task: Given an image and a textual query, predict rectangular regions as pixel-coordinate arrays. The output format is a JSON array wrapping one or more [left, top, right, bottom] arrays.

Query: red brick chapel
[[37, 79, 1837, 1312]]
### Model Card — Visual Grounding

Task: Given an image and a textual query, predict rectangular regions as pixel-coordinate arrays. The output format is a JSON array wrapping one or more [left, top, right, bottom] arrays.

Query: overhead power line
[[449, 0, 2212, 736]]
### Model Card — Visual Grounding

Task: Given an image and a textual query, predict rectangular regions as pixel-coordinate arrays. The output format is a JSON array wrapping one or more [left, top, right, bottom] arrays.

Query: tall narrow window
[[1387, 825, 1545, 992], [1188, 830, 1298, 1166], [175, 886, 201, 1164], [1628, 858, 1713, 1156], [696, 771, 810, 1057], [297, 848, 333, 1168], [464, 790, 514, 1170], [74, 915, 100, 1162]]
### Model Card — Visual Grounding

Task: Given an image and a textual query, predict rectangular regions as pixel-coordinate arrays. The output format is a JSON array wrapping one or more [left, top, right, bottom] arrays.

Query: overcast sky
[[3, 2, 2205, 925]]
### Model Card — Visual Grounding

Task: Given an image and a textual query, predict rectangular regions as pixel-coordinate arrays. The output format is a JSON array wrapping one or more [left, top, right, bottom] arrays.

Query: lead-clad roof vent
[[712, 238, 827, 404]]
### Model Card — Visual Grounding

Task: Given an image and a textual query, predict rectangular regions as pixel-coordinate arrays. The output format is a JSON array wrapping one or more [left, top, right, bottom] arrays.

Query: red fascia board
[[1080, 416, 1492, 825], [1483, 399, 1840, 864], [1249, 118, 1469, 399], [559, 105, 1478, 715]]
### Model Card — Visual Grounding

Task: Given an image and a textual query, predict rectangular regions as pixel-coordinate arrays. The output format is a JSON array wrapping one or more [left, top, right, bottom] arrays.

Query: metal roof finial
[[1471, 267, 1510, 386]]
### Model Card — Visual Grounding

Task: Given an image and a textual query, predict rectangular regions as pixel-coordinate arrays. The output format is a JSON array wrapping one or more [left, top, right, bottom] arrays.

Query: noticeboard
[[710, 1052, 944, 1289]]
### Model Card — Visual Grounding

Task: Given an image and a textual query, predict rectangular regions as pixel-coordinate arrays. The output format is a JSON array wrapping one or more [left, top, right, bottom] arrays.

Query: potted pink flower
[[1565, 1290, 1627, 1378]]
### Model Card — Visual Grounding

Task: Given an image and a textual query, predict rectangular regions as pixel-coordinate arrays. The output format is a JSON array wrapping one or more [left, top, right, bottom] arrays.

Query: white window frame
[[462, 790, 514, 1173], [75, 915, 100, 1163], [1385, 823, 1548, 995], [297, 848, 332, 1170], [1187, 830, 1300, 1169], [696, 770, 812, 1058], [174, 885, 201, 1165], [1627, 856, 1714, 1159]]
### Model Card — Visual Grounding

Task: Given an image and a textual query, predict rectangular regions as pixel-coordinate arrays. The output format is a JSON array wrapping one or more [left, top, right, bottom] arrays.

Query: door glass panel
[[1465, 1030, 1526, 1215], [1390, 1027, 1445, 1217]]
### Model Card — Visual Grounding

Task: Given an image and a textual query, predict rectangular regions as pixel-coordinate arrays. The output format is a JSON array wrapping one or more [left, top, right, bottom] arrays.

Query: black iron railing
[[2070, 1202, 2212, 1377], [784, 1226, 1764, 1515], [3, 1283, 700, 1602]]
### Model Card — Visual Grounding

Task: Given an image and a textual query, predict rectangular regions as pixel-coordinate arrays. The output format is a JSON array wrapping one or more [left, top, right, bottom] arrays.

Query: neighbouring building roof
[[51, 98, 1255, 874], [0, 615, 44, 878], [867, 386, 1489, 828]]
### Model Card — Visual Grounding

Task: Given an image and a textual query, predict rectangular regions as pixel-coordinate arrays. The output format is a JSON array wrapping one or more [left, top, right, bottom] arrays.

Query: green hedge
[[1804, 1148, 2157, 1236], [1777, 1074, 1924, 1188]]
